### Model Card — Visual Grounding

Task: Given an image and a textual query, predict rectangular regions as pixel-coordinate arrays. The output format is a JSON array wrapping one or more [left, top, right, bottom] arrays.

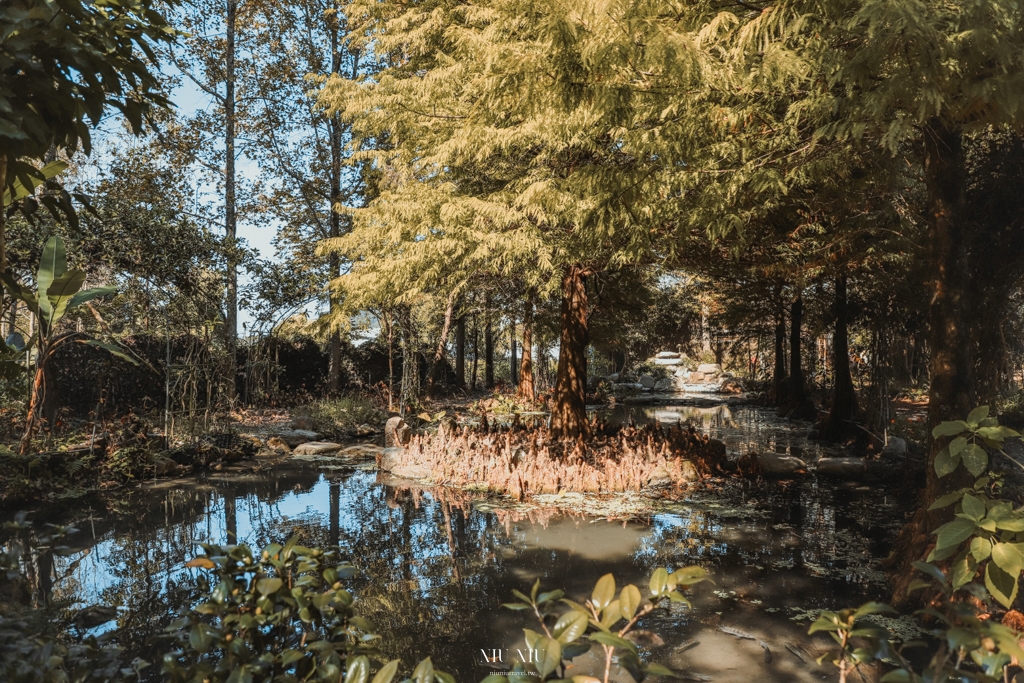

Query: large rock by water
[[276, 429, 320, 447], [638, 374, 657, 389], [697, 363, 722, 375], [384, 417, 412, 447], [379, 447, 431, 480], [294, 441, 343, 455], [881, 436, 908, 457], [756, 453, 808, 475], [815, 457, 868, 478]]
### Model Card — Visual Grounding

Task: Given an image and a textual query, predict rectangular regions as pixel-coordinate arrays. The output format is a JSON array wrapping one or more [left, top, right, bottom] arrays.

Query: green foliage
[[926, 407, 1023, 607], [308, 397, 387, 439], [0, 0, 175, 205], [496, 567, 709, 683]]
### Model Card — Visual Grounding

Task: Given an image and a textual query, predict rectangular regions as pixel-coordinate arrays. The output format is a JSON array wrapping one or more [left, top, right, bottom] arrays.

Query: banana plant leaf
[[37, 236, 68, 322], [45, 270, 87, 327], [69, 285, 116, 309], [79, 339, 138, 365], [0, 272, 40, 316], [2, 161, 68, 208]]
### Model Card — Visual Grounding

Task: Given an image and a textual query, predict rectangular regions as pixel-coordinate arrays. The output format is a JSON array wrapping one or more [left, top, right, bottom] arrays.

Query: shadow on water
[[6, 401, 905, 683]]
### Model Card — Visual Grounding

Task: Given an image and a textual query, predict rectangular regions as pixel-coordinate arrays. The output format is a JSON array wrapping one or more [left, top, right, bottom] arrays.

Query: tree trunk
[[224, 0, 238, 403], [484, 295, 494, 389], [701, 303, 711, 354], [818, 274, 859, 441], [455, 314, 466, 388], [0, 154, 6, 321], [519, 298, 535, 401], [773, 306, 787, 403], [510, 316, 517, 387], [19, 345, 47, 455], [471, 316, 479, 391], [426, 289, 458, 396], [780, 293, 816, 419], [550, 265, 591, 440], [923, 120, 974, 514], [885, 120, 975, 601]]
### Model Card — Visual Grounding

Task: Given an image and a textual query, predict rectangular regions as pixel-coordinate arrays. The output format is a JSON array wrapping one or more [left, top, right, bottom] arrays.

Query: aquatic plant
[[489, 567, 709, 683], [393, 422, 727, 498]]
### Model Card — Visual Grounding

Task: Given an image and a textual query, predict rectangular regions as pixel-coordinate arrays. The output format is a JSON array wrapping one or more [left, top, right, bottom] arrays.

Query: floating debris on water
[[717, 626, 756, 640], [675, 638, 699, 652]]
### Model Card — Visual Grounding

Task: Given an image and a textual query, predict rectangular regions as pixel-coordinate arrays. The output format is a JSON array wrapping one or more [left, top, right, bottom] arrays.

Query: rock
[[290, 416, 315, 431], [638, 374, 657, 389], [379, 447, 431, 479], [648, 466, 673, 487], [293, 441, 343, 455], [689, 371, 705, 382], [720, 379, 744, 394], [266, 436, 291, 453], [697, 363, 722, 375], [815, 457, 867, 478], [654, 378, 675, 392], [611, 382, 644, 394], [384, 417, 412, 447], [606, 372, 620, 382], [674, 368, 687, 377], [656, 351, 681, 359], [276, 429, 320, 447], [756, 453, 808, 475], [654, 357, 682, 366], [349, 423, 378, 437], [881, 436, 908, 457]]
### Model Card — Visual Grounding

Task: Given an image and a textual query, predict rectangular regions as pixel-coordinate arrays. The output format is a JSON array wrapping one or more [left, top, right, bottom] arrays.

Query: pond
[[10, 402, 910, 683]]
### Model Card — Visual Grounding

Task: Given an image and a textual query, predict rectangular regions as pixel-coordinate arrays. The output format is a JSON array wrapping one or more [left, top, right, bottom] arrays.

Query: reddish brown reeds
[[385, 420, 727, 499]]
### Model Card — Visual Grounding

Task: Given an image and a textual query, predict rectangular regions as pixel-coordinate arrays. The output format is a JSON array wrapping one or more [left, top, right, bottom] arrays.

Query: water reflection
[[4, 442, 904, 683]]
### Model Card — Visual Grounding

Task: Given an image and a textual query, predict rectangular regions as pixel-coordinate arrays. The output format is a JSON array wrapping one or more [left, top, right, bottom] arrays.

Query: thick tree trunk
[[550, 265, 590, 440], [426, 290, 457, 396], [923, 120, 974, 513], [484, 295, 494, 389], [519, 299, 534, 401], [885, 120, 976, 602], [224, 0, 238, 403], [455, 314, 466, 388], [19, 346, 47, 455], [510, 317, 517, 387], [818, 274, 859, 441]]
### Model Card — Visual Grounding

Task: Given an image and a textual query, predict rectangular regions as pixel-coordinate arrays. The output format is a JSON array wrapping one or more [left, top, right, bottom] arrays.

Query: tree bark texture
[[518, 298, 535, 401], [773, 306, 787, 403], [550, 265, 591, 440], [818, 275, 859, 441], [224, 0, 238, 403], [484, 295, 494, 389], [510, 318, 517, 387], [471, 316, 479, 390], [780, 293, 816, 420], [455, 314, 466, 388], [426, 289, 457, 396]]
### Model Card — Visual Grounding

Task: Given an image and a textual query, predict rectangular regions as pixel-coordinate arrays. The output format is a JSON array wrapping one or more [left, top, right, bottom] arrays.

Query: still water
[[17, 405, 907, 683]]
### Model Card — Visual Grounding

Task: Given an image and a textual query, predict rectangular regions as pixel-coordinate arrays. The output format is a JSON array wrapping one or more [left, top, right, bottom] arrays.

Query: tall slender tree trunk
[[0, 154, 6, 321], [818, 274, 859, 441], [519, 298, 534, 401], [773, 305, 787, 403], [780, 292, 816, 419], [471, 317, 479, 391], [455, 314, 466, 388], [326, 11, 344, 394], [426, 289, 458, 396], [484, 295, 494, 389], [20, 340, 48, 455], [224, 0, 238, 403], [510, 316, 517, 387], [550, 265, 590, 440]]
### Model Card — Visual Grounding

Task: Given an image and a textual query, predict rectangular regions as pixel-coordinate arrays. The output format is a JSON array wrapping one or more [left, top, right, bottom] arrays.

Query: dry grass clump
[[399, 420, 727, 498]]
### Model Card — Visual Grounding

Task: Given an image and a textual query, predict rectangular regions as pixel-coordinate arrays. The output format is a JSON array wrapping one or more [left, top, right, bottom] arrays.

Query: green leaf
[[619, 584, 641, 621], [934, 447, 959, 478], [967, 406, 991, 426], [962, 443, 989, 477], [37, 236, 68, 321], [79, 339, 139, 365], [256, 577, 283, 595], [642, 663, 679, 678], [949, 436, 968, 456], [962, 493, 986, 521], [929, 488, 969, 510], [592, 574, 615, 609], [649, 568, 668, 596], [952, 554, 977, 590], [934, 517, 977, 550], [933, 421, 968, 438], [589, 631, 636, 652], [371, 660, 400, 683], [552, 610, 589, 644], [347, 656, 370, 683], [986, 562, 1019, 608], [68, 285, 116, 309], [670, 566, 709, 587], [561, 642, 591, 660], [45, 270, 86, 326], [412, 658, 434, 683], [535, 637, 562, 678], [880, 670, 913, 683], [3, 160, 68, 207], [280, 650, 304, 665], [599, 600, 621, 630], [852, 602, 897, 618], [808, 614, 839, 634], [971, 537, 992, 562], [991, 543, 1023, 578], [189, 624, 212, 653]]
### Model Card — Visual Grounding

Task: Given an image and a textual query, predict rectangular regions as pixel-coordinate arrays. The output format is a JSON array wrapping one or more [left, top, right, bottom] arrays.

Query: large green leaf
[[967, 406, 991, 426], [37, 236, 68, 321], [934, 517, 976, 550], [45, 270, 86, 327], [991, 543, 1023, 578], [0, 272, 39, 315], [552, 610, 588, 644], [370, 660, 400, 683], [961, 493, 985, 521], [346, 655, 370, 683], [962, 443, 989, 476], [933, 421, 968, 438], [2, 160, 68, 207], [79, 339, 139, 365], [68, 284, 116, 309], [986, 562, 1019, 608], [933, 446, 959, 477], [619, 584, 642, 621], [592, 574, 615, 609], [535, 637, 562, 678]]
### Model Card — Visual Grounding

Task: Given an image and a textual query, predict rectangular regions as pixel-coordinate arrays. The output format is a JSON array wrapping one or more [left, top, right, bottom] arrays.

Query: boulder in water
[[756, 453, 808, 475], [294, 441, 343, 455]]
